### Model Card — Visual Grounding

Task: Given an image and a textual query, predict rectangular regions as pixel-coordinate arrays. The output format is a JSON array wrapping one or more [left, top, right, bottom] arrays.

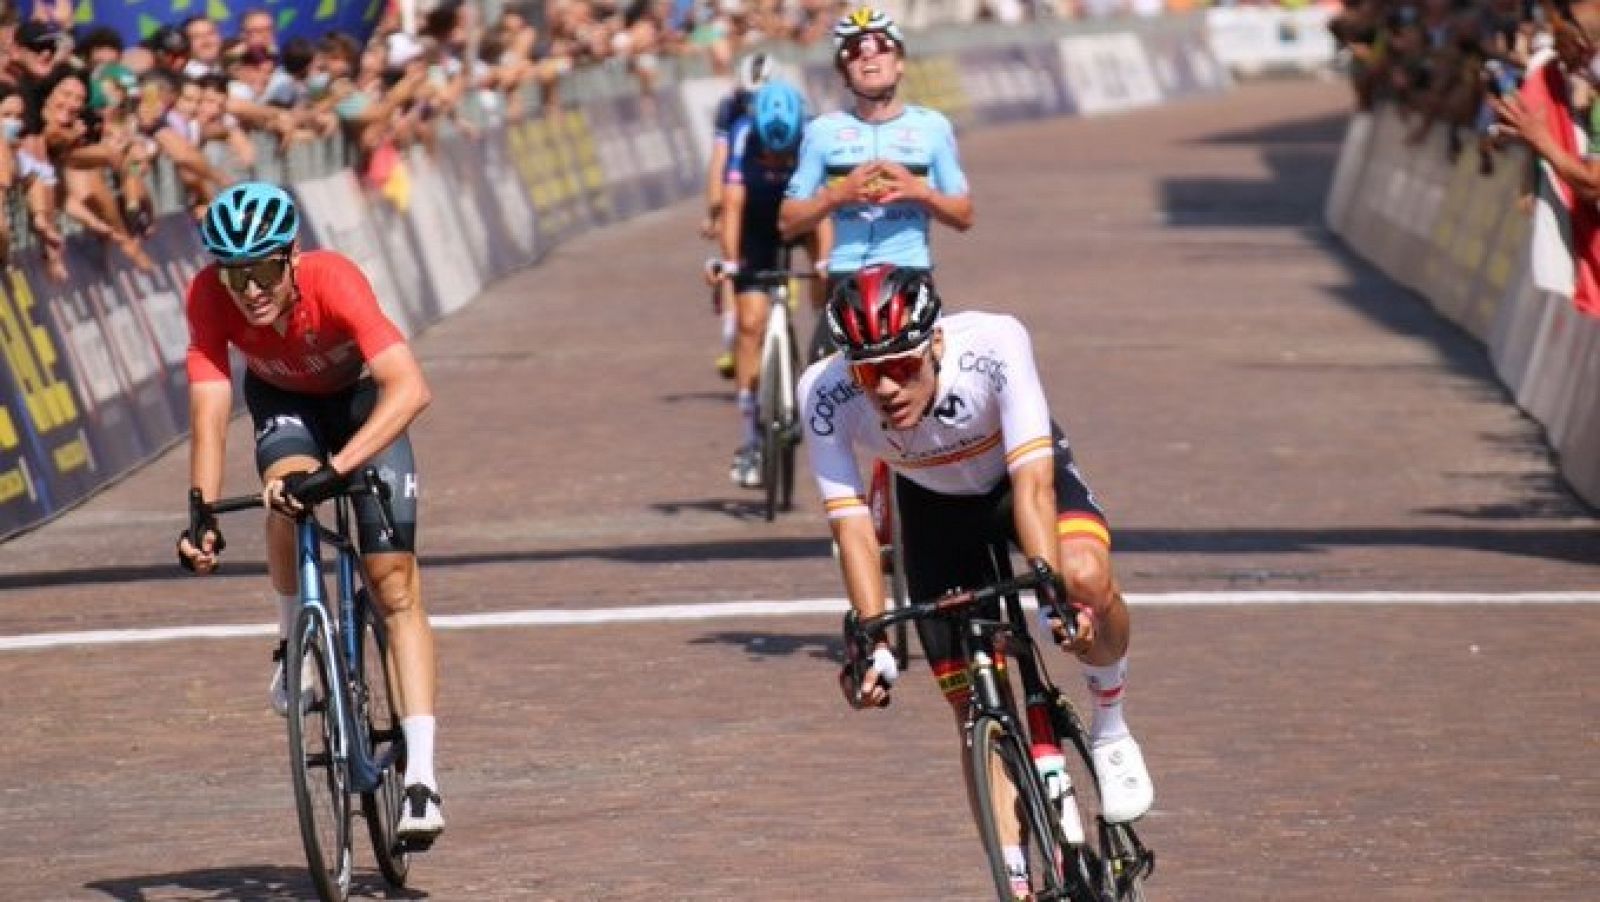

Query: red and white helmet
[[826, 265, 942, 359]]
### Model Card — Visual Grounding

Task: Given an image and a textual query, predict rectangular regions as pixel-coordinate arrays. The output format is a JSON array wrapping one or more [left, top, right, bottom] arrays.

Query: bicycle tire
[[760, 338, 784, 521], [969, 714, 1069, 902], [287, 608, 354, 901], [778, 328, 799, 512], [357, 599, 410, 887]]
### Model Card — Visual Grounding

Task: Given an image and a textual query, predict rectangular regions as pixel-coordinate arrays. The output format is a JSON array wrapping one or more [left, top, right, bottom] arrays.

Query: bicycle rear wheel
[[969, 714, 1068, 901], [357, 598, 411, 887], [287, 608, 354, 901]]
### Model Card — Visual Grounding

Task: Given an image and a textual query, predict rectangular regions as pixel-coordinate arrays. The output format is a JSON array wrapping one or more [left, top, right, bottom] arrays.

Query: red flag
[[1519, 56, 1600, 316]]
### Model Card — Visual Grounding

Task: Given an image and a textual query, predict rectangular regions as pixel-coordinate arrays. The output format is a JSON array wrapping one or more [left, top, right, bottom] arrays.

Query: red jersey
[[185, 250, 405, 396]]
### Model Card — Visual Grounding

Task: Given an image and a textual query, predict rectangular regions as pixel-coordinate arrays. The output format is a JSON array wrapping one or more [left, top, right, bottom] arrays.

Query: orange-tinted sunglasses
[[850, 346, 928, 387]]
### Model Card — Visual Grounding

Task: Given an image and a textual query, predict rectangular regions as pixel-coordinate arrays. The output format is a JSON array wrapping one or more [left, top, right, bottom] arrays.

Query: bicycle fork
[[297, 523, 354, 782]]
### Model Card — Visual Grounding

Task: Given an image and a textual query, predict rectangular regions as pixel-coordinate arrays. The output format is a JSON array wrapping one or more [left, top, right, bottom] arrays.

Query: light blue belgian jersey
[[784, 105, 968, 273]]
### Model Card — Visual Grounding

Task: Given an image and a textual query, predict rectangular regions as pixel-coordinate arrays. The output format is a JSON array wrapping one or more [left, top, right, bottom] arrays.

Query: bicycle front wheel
[[287, 608, 354, 901], [969, 714, 1068, 902], [759, 338, 785, 521], [357, 598, 410, 887]]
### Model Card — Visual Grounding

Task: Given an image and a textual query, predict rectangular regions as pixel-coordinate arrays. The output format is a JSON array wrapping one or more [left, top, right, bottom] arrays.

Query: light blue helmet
[[200, 181, 300, 263], [753, 81, 806, 153]]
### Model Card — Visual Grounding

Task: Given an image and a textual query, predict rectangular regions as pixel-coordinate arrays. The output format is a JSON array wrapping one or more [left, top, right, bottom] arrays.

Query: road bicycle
[[192, 470, 414, 901], [747, 247, 817, 521], [844, 557, 1154, 901]]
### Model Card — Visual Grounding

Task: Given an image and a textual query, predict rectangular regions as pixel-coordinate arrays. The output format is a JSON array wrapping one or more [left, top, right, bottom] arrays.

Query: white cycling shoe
[[1091, 734, 1154, 824]]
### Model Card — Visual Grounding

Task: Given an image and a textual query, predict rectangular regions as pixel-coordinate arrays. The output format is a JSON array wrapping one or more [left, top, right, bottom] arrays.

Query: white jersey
[[799, 311, 1055, 520]]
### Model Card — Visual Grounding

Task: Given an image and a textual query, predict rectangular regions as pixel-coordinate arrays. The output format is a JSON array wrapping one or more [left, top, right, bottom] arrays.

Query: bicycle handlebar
[[190, 468, 398, 543], [855, 561, 1077, 643]]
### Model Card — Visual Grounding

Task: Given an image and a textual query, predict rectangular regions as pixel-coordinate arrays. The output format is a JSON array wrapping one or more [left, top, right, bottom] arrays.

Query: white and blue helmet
[[200, 181, 300, 263]]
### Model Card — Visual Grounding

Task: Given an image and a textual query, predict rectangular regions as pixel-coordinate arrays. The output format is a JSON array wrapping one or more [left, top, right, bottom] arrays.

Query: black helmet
[[826, 264, 941, 359]]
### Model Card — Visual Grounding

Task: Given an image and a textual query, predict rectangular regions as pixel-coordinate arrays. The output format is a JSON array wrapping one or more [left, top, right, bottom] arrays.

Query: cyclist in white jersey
[[799, 266, 1154, 890], [779, 7, 972, 284]]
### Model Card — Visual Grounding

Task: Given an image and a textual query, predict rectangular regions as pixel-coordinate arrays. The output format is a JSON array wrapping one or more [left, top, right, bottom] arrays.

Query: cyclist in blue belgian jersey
[[707, 80, 833, 488], [779, 7, 972, 281]]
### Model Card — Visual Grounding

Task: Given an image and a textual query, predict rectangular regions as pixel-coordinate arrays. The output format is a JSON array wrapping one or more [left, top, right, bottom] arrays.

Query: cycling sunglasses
[[850, 344, 929, 387], [219, 255, 292, 293], [839, 32, 901, 64]]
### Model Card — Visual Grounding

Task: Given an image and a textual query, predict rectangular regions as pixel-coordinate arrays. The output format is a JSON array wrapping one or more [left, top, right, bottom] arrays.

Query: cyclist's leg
[[1015, 426, 1152, 823], [730, 231, 779, 484], [896, 475, 1027, 853], [243, 374, 328, 639], [338, 381, 444, 837]]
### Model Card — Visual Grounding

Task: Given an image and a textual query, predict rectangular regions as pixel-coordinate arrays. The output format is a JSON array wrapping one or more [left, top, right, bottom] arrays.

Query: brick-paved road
[[2, 80, 1597, 900]]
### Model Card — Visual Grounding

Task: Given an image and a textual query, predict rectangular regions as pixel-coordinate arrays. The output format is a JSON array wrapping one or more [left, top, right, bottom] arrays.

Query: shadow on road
[[4, 524, 1596, 592], [85, 865, 425, 901], [688, 629, 845, 663]]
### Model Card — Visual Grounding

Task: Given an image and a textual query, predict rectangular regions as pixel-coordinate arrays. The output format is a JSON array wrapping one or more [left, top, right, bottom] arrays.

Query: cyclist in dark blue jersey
[[707, 79, 832, 488], [779, 7, 972, 280], [703, 52, 774, 380]]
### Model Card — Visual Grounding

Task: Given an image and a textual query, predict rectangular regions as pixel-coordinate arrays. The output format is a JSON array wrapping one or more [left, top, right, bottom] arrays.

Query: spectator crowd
[[1325, 0, 1600, 180], [0, 0, 1211, 283]]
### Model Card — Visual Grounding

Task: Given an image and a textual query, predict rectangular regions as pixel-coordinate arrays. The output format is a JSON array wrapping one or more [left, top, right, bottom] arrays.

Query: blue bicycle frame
[[294, 481, 400, 797]]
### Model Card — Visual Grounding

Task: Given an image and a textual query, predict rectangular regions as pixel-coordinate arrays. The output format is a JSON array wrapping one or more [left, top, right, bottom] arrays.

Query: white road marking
[[3, 592, 1599, 651]]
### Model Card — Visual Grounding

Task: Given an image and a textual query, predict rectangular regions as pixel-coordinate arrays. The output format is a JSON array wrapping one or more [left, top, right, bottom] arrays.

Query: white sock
[[737, 389, 759, 446], [721, 305, 736, 348], [1084, 657, 1129, 744], [1003, 844, 1027, 877], [402, 715, 437, 790], [274, 593, 298, 640]]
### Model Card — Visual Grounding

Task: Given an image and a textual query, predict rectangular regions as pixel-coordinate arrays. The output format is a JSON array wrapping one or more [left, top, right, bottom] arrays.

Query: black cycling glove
[[282, 468, 346, 508]]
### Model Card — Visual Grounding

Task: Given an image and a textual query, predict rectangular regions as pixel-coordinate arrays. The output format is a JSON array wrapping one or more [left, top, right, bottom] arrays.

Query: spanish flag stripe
[[1004, 436, 1053, 465], [898, 432, 1003, 469]]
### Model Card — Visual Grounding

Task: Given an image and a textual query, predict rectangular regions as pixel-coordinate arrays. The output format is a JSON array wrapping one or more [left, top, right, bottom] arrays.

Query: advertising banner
[[957, 46, 1067, 126], [295, 172, 426, 337], [0, 354, 52, 536], [586, 98, 648, 220], [8, 256, 129, 509], [405, 149, 485, 317], [1056, 33, 1163, 116]]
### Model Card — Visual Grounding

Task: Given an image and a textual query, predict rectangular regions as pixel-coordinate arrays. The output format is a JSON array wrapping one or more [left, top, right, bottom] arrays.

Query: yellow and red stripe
[[1058, 512, 1110, 548], [899, 431, 1003, 469], [1005, 435, 1054, 471], [825, 495, 871, 519]]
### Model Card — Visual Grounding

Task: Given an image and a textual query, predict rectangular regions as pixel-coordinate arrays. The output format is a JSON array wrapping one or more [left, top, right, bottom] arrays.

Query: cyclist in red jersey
[[176, 181, 445, 842]]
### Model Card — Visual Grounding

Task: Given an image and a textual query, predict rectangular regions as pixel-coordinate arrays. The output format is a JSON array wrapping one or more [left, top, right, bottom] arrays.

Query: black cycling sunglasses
[[219, 255, 292, 293]]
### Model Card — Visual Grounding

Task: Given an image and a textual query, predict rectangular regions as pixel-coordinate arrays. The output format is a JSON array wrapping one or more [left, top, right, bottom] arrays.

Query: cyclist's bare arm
[[833, 512, 895, 705], [327, 343, 432, 476], [188, 380, 233, 502], [779, 185, 838, 241], [814, 215, 835, 267], [873, 160, 973, 231], [833, 513, 888, 619], [1009, 456, 1058, 571], [720, 182, 746, 268], [922, 189, 973, 232], [703, 140, 730, 237], [181, 379, 233, 570]]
